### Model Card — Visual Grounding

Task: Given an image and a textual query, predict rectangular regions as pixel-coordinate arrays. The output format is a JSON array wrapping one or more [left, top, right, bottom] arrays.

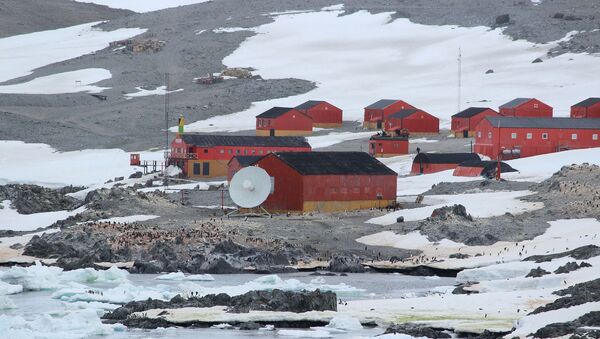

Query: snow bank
[[0, 200, 86, 231], [0, 22, 144, 84], [504, 148, 600, 183], [137, 181, 226, 193], [326, 314, 363, 331], [367, 190, 542, 225], [155, 271, 214, 281], [185, 9, 600, 132], [52, 282, 175, 304], [95, 215, 159, 223], [179, 274, 364, 298], [307, 132, 373, 149], [0, 309, 123, 339], [510, 302, 600, 338], [0, 68, 111, 94], [124, 85, 183, 98], [72, 0, 210, 13], [0, 140, 164, 187]]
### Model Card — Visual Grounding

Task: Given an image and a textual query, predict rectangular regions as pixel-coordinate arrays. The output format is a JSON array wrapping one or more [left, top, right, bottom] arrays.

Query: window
[[259, 150, 264, 154], [477, 131, 481, 138], [202, 162, 210, 176], [511, 132, 517, 139], [251, 149, 256, 154], [203, 149, 208, 154], [488, 132, 492, 139], [593, 134, 598, 141], [526, 133, 532, 140], [572, 133, 578, 140], [193, 163, 201, 175], [236, 150, 240, 154], [542, 133, 548, 140], [219, 149, 224, 154], [533, 103, 539, 109]]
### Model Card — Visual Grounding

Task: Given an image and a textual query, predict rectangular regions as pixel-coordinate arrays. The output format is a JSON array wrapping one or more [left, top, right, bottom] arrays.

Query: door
[[202, 162, 210, 176], [376, 120, 382, 129], [463, 130, 469, 138], [193, 163, 201, 176], [269, 129, 275, 136]]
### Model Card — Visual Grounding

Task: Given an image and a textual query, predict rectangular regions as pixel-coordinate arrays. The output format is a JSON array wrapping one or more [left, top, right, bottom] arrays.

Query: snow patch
[[155, 271, 214, 281], [0, 69, 111, 94], [124, 85, 183, 99], [71, 0, 211, 13], [0, 200, 86, 232], [307, 131, 374, 149]]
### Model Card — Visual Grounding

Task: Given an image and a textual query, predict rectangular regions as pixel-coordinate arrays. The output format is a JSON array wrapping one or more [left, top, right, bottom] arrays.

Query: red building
[[453, 160, 517, 178], [227, 155, 263, 181], [571, 98, 600, 118], [384, 109, 439, 134], [499, 98, 553, 118], [474, 117, 600, 159], [255, 152, 397, 212], [295, 101, 343, 128], [369, 131, 409, 157], [411, 153, 481, 175], [364, 99, 416, 129], [169, 134, 311, 178], [451, 107, 500, 138], [256, 107, 313, 136]]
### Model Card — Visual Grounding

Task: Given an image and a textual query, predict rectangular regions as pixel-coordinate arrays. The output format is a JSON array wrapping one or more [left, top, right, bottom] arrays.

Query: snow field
[[0, 69, 111, 94], [367, 190, 542, 226], [124, 85, 184, 99], [0, 200, 86, 232], [307, 131, 374, 149], [72, 0, 211, 13], [185, 9, 600, 133]]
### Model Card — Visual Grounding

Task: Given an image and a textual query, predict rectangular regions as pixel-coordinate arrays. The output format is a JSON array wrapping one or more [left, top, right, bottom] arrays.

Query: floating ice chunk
[[326, 314, 363, 331], [260, 324, 276, 331], [211, 323, 233, 329], [155, 271, 214, 281], [61, 266, 130, 284], [0, 281, 23, 295], [52, 283, 176, 304], [0, 296, 16, 310], [156, 271, 186, 281]]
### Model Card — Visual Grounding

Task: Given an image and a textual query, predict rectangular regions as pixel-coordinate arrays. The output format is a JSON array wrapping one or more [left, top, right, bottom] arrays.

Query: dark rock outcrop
[[531, 279, 600, 314], [495, 14, 510, 25], [384, 324, 452, 338], [526, 266, 550, 278], [533, 311, 600, 338], [327, 255, 366, 273], [554, 261, 592, 274], [524, 245, 600, 263], [0, 184, 82, 214]]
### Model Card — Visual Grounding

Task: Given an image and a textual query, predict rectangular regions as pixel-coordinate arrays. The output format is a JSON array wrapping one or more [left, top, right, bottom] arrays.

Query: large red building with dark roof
[[255, 152, 397, 212], [451, 107, 500, 137], [474, 117, 600, 159], [256, 107, 313, 136], [363, 99, 415, 129], [571, 98, 600, 118], [384, 109, 439, 134], [169, 134, 311, 178], [499, 98, 553, 118], [295, 101, 343, 128]]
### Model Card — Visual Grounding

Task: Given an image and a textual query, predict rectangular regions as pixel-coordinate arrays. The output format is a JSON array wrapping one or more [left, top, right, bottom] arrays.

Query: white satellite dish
[[229, 166, 272, 209]]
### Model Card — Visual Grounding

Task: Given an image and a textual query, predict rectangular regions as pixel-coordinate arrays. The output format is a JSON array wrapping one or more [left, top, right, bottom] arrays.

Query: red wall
[[451, 109, 499, 132], [369, 139, 408, 156], [298, 102, 342, 125], [256, 109, 313, 132], [453, 166, 483, 177], [571, 103, 600, 118], [227, 159, 242, 181], [364, 101, 415, 122], [411, 162, 460, 175], [303, 175, 397, 202], [385, 111, 439, 133], [256, 155, 304, 211], [474, 119, 600, 159], [500, 99, 553, 118]]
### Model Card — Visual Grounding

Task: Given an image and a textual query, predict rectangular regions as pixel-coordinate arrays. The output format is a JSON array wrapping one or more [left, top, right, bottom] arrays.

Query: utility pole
[[457, 47, 462, 114], [164, 73, 170, 191]]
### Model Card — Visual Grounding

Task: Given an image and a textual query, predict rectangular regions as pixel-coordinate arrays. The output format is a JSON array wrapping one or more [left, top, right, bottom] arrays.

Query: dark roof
[[572, 97, 600, 108], [452, 107, 493, 118], [484, 117, 600, 129], [256, 107, 294, 119], [272, 152, 397, 175], [180, 134, 311, 148], [499, 98, 533, 109], [229, 155, 263, 166], [365, 99, 400, 109], [370, 135, 408, 141], [388, 109, 420, 119], [413, 152, 481, 164], [295, 100, 324, 110]]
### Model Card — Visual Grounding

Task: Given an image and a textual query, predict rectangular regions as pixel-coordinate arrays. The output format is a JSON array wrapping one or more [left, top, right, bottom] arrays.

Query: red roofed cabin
[[295, 101, 343, 128], [571, 98, 600, 118], [369, 130, 409, 157], [169, 134, 311, 179], [474, 117, 600, 159], [384, 109, 439, 135], [227, 155, 262, 181], [451, 107, 500, 138], [364, 99, 415, 129], [255, 152, 398, 213], [499, 98, 553, 118], [411, 152, 481, 175], [256, 107, 313, 136]]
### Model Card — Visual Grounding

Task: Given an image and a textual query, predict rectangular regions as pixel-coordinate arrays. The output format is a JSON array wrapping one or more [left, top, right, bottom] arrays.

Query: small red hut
[[451, 107, 500, 138], [411, 153, 481, 175], [369, 130, 409, 157], [499, 98, 553, 118], [363, 99, 415, 129], [255, 152, 398, 212], [295, 101, 343, 128], [256, 107, 313, 136], [227, 155, 263, 181], [384, 109, 439, 134], [571, 98, 600, 118], [453, 160, 517, 178]]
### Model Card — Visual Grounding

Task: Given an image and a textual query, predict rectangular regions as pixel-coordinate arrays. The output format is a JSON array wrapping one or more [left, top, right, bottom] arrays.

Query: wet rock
[[495, 14, 510, 25], [526, 266, 550, 278], [485, 69, 494, 74], [554, 261, 590, 274], [129, 171, 143, 179], [238, 322, 261, 330], [429, 204, 473, 222], [384, 323, 452, 338], [532, 58, 543, 63], [327, 255, 366, 273]]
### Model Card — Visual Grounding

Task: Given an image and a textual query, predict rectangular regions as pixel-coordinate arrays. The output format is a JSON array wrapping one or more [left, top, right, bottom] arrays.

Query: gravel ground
[[1, 0, 599, 151]]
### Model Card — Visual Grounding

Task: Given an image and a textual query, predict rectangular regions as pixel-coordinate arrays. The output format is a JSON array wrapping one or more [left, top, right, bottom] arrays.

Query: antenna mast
[[164, 73, 170, 189], [457, 47, 462, 113]]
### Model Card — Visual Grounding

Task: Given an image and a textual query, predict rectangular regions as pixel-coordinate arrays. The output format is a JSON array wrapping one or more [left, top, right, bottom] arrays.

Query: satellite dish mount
[[228, 166, 272, 217]]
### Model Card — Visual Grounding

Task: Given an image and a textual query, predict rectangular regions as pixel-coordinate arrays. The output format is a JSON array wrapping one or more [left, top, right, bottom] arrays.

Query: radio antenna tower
[[457, 47, 462, 114]]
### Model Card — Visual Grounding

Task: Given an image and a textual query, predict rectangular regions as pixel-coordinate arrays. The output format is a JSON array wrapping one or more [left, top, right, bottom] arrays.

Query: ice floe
[[155, 271, 215, 281]]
